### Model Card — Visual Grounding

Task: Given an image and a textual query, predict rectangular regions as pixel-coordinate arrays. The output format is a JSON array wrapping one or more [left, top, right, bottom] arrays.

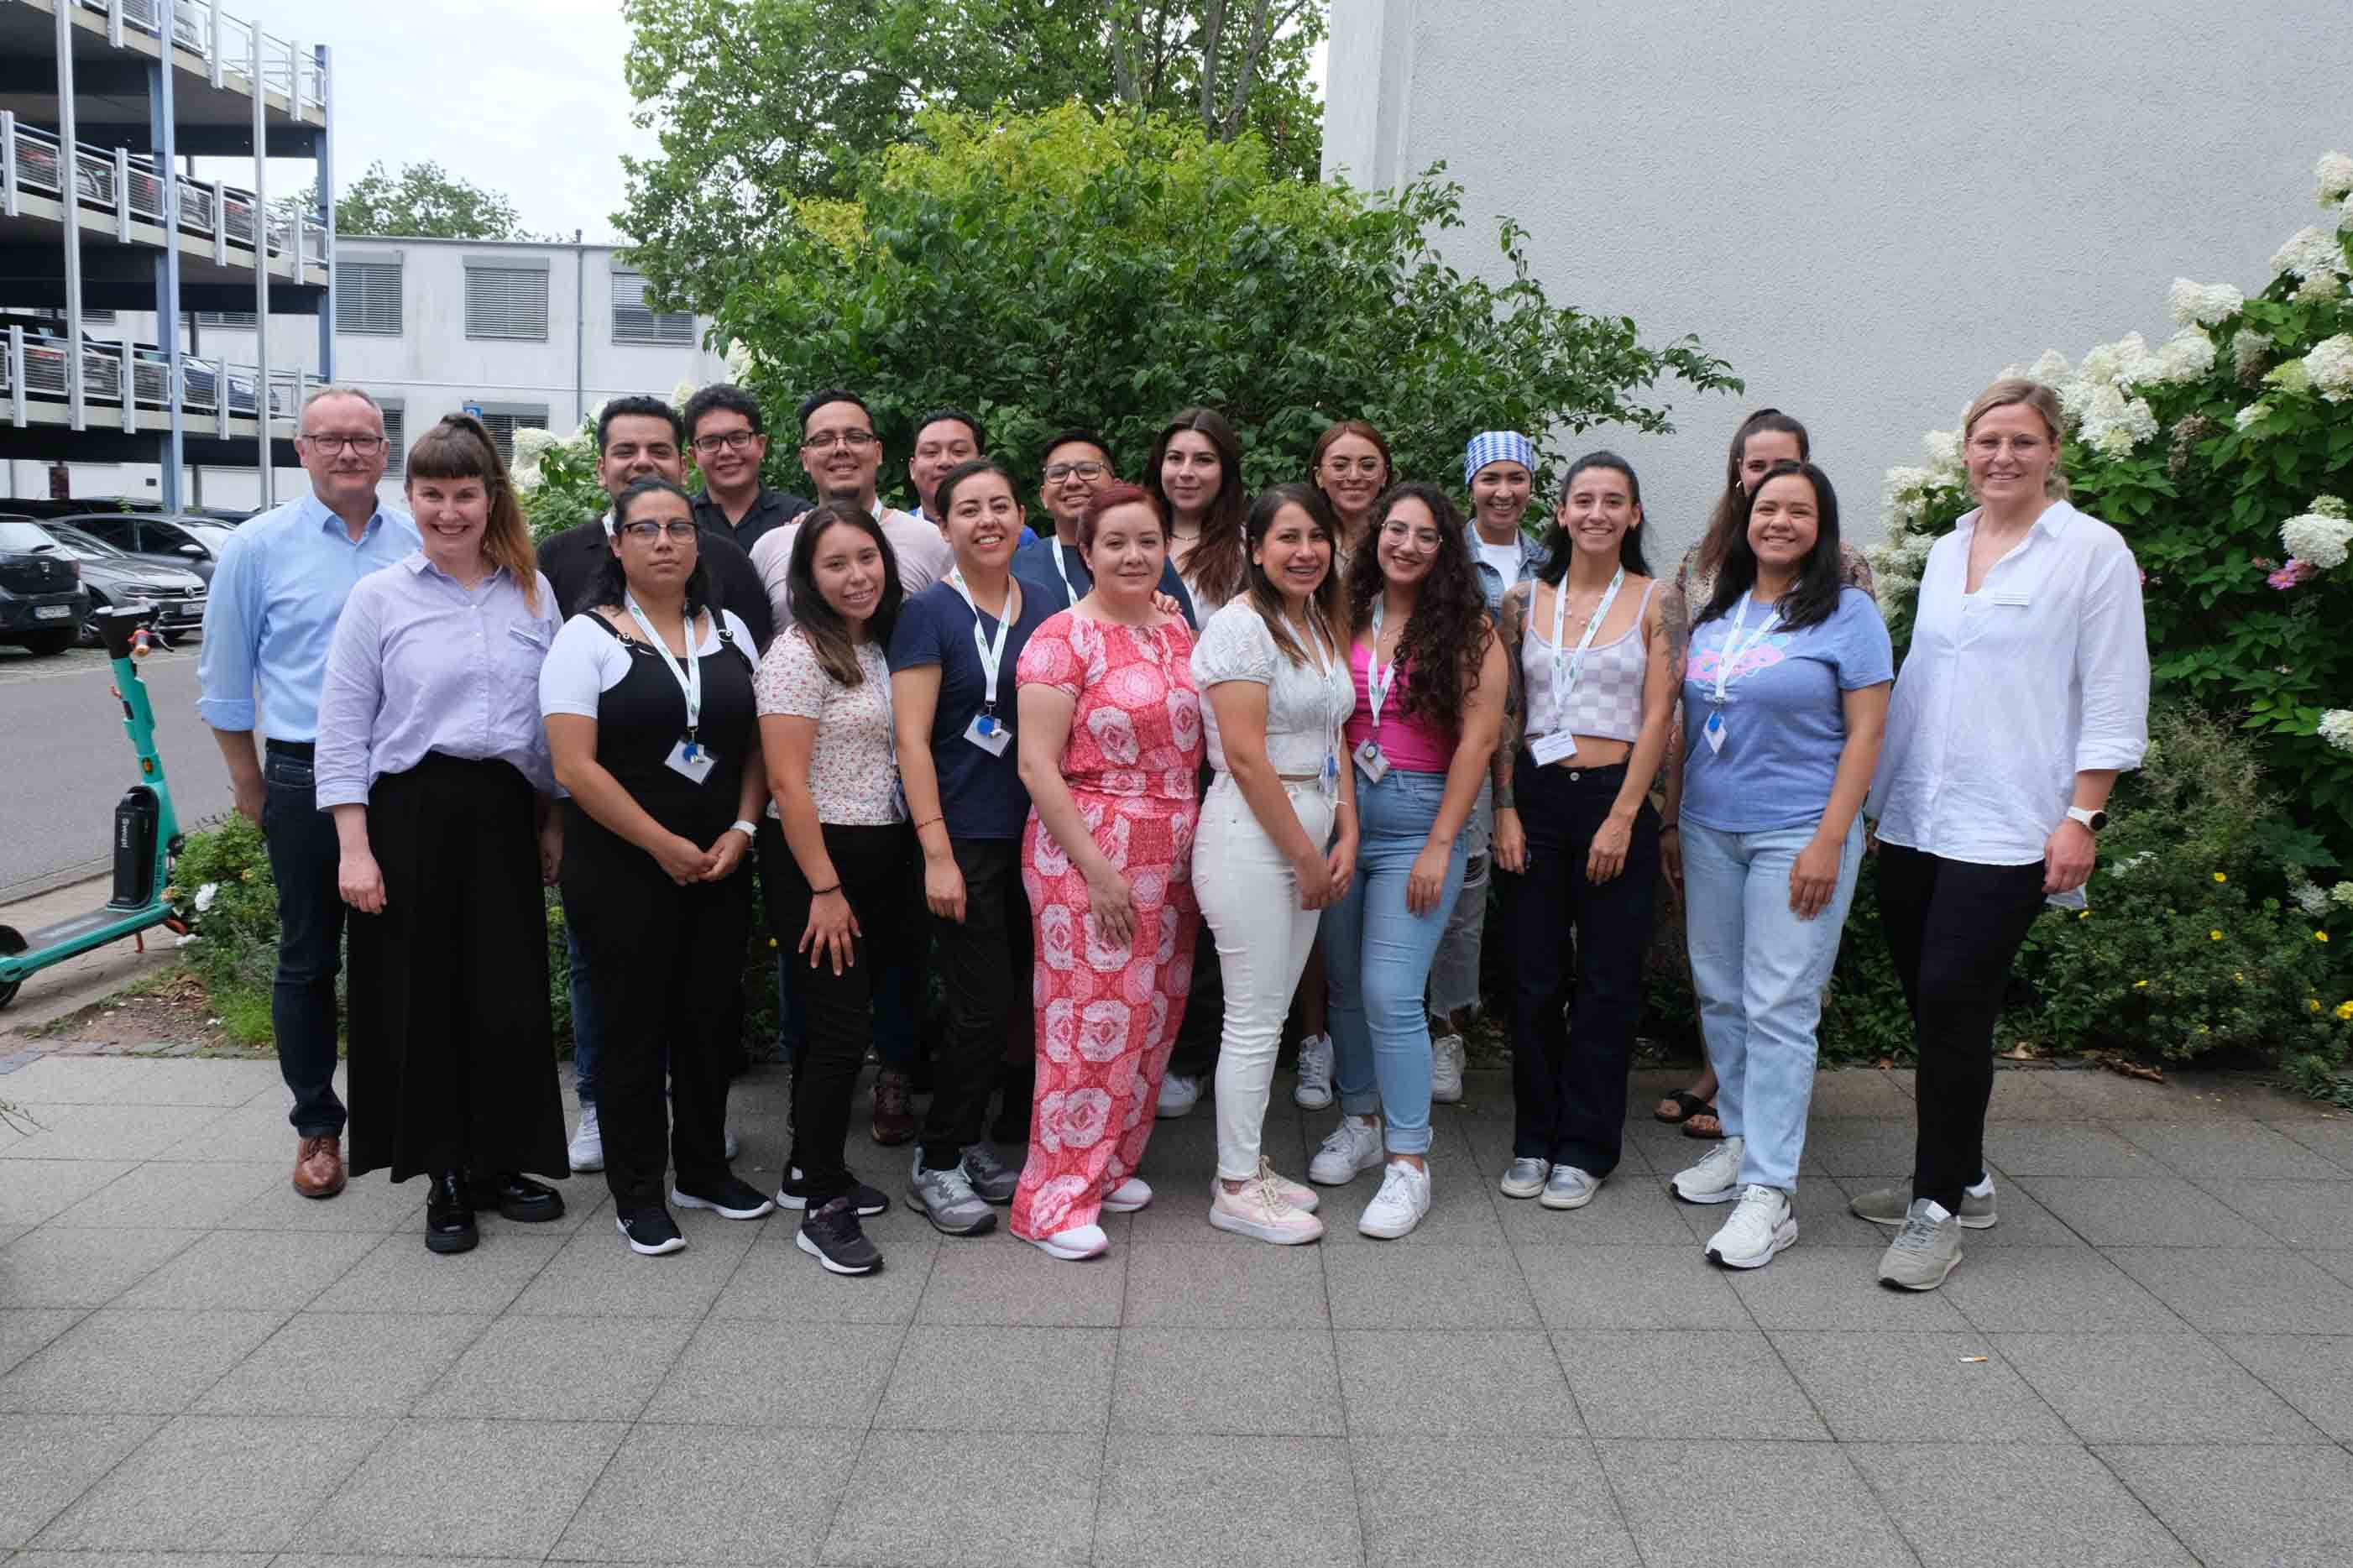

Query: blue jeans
[[1320, 768, 1468, 1157], [259, 744, 347, 1137], [1681, 817, 1864, 1192]]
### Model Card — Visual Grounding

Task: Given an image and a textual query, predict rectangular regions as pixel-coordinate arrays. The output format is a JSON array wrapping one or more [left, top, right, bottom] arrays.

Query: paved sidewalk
[[3, 1052, 2351, 1567]]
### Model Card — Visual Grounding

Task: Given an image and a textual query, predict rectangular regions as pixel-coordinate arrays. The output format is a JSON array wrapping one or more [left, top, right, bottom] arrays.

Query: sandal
[[1655, 1090, 1711, 1126], [1681, 1106, 1725, 1141]]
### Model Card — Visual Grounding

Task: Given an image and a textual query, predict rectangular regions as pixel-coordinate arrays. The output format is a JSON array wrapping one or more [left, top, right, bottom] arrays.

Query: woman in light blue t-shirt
[[1659, 460, 1891, 1271]]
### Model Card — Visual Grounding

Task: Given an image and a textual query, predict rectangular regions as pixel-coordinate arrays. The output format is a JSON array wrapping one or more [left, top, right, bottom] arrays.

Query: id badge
[[1353, 737, 1390, 784], [666, 737, 718, 784], [1529, 731, 1579, 768], [964, 712, 1013, 757], [891, 777, 909, 822], [1321, 750, 1341, 799], [1702, 710, 1728, 756]]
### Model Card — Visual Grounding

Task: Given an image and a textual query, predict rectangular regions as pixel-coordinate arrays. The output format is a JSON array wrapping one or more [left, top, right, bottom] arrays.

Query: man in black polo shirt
[[682, 383, 810, 555]]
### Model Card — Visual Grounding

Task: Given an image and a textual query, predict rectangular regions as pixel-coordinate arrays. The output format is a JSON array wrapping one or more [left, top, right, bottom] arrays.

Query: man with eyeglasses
[[1012, 428, 1195, 618], [682, 383, 809, 555], [198, 385, 418, 1201], [748, 389, 951, 635]]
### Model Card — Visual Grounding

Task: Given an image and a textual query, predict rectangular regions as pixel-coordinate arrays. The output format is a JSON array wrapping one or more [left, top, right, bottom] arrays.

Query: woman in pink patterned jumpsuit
[[1010, 483, 1204, 1259]]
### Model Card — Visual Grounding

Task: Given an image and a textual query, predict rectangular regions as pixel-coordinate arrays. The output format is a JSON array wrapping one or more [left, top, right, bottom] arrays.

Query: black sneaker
[[797, 1195, 882, 1275], [616, 1208, 686, 1257], [776, 1166, 889, 1216], [671, 1174, 776, 1220]]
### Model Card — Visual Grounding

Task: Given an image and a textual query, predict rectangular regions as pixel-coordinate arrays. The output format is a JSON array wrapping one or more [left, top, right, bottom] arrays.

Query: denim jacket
[[1468, 523, 1547, 617]]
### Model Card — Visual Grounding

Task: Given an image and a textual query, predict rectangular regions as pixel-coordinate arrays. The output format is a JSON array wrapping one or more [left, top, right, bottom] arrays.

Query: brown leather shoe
[[871, 1069, 916, 1146], [293, 1134, 347, 1199]]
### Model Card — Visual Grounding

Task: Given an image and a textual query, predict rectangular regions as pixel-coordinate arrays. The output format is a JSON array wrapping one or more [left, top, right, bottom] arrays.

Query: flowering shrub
[[1875, 149, 2353, 848]]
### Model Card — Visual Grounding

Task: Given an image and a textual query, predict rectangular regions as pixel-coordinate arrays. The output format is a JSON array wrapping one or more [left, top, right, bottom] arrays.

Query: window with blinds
[[612, 270, 695, 346], [477, 408, 549, 463], [464, 267, 549, 341], [195, 311, 257, 327], [337, 262, 401, 336], [380, 405, 405, 476]]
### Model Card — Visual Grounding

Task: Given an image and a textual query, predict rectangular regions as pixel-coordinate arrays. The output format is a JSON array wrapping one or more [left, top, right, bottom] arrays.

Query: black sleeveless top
[[570, 610, 759, 848]]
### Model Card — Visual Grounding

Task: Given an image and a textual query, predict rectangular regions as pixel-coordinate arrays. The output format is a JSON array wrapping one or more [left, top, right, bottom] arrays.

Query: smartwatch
[[2065, 806, 2108, 833]]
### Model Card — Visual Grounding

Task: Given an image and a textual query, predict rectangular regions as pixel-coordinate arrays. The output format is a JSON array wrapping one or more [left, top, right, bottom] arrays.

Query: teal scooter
[[0, 603, 191, 1009]]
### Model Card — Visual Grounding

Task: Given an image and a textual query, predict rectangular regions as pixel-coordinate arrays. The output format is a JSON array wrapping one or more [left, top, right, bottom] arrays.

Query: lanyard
[[1047, 539, 1084, 607], [1545, 567, 1624, 729], [1366, 597, 1401, 734], [1710, 592, 1781, 708], [626, 594, 703, 750], [947, 567, 1017, 713]]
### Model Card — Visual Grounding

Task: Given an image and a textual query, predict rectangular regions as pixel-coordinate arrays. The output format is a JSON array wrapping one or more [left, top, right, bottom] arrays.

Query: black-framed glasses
[[1043, 460, 1108, 482], [691, 430, 763, 455], [803, 430, 876, 452], [299, 433, 385, 456], [619, 520, 698, 542]]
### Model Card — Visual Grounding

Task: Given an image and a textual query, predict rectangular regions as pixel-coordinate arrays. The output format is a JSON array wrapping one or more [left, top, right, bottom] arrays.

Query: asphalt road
[[0, 640, 234, 899]]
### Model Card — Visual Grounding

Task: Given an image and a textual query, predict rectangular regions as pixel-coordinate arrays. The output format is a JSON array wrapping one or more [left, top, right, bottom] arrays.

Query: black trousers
[[1507, 758, 1660, 1175], [762, 820, 915, 1205], [1876, 842, 2048, 1212], [259, 741, 346, 1137], [919, 838, 1034, 1170], [346, 755, 566, 1184], [563, 811, 754, 1215]]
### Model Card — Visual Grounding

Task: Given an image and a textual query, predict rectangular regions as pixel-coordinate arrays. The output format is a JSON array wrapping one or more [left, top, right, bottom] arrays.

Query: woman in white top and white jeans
[[1191, 483, 1359, 1243], [1861, 379, 2149, 1291]]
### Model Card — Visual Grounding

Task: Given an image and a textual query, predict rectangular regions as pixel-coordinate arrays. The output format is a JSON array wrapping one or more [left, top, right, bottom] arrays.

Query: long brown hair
[[1697, 408, 1810, 579], [1241, 482, 1348, 666], [1146, 407, 1248, 609], [1343, 483, 1493, 729], [786, 502, 903, 687], [406, 413, 541, 610]]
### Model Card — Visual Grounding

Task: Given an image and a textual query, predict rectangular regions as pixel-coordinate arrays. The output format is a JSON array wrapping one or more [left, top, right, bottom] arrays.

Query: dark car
[[0, 515, 93, 656], [63, 513, 238, 583], [34, 521, 208, 644]]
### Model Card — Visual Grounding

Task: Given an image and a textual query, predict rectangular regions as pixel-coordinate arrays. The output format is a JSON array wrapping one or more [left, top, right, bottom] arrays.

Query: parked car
[[0, 516, 92, 656], [61, 513, 238, 583], [33, 521, 207, 645]]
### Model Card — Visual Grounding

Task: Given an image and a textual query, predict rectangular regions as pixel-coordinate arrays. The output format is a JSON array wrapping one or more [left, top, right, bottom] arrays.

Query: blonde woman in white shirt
[[1191, 483, 1359, 1242], [1860, 379, 2149, 1291]]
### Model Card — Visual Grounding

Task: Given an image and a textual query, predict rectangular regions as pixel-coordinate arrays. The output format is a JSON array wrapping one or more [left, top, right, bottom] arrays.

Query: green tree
[[322, 159, 541, 240], [709, 107, 1739, 508], [616, 0, 1325, 313]]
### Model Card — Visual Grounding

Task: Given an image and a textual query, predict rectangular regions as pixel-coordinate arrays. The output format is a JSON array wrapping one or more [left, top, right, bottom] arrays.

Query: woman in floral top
[[1010, 483, 1205, 1261]]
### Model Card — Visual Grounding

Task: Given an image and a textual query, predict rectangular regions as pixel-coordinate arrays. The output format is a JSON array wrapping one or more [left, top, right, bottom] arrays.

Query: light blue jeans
[[1681, 817, 1864, 1192], [1321, 768, 1468, 1157]]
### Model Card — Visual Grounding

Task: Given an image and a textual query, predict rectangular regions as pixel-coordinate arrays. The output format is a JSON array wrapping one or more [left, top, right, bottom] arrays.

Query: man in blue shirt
[[197, 386, 417, 1200]]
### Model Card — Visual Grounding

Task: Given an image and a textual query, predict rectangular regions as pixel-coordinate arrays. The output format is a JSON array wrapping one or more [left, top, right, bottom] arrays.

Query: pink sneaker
[[1256, 1158, 1319, 1214], [1208, 1175, 1325, 1246]]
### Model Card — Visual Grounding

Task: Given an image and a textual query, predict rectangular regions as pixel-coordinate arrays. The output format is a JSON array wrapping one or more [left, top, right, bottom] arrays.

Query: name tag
[[964, 713, 1012, 756], [1353, 738, 1390, 784], [1529, 731, 1580, 768], [1702, 710, 1728, 755], [665, 738, 717, 785], [1990, 591, 2032, 608]]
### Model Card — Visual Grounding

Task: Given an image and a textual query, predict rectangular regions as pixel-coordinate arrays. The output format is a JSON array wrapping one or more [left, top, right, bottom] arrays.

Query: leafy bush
[[165, 815, 283, 1045]]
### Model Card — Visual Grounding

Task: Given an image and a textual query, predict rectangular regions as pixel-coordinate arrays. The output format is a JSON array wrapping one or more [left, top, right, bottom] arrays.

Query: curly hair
[[1343, 481, 1493, 729]]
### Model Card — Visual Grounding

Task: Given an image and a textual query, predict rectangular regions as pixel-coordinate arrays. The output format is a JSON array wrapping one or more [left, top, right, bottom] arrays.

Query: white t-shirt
[[1477, 537, 1524, 588], [538, 607, 759, 717], [749, 502, 952, 633]]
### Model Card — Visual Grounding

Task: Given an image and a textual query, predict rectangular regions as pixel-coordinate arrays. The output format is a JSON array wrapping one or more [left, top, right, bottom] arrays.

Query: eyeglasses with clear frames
[[803, 430, 876, 452], [299, 434, 385, 456], [1378, 520, 1443, 549], [1043, 461, 1108, 482], [619, 520, 699, 542]]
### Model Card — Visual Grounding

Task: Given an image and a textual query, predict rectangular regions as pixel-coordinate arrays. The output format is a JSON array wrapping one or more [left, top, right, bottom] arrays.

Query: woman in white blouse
[[1860, 379, 2149, 1291], [756, 501, 913, 1278], [1191, 483, 1358, 1242]]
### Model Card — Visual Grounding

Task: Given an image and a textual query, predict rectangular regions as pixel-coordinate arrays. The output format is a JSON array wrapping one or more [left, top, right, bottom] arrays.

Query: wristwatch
[[2065, 806, 2108, 833], [728, 818, 759, 839]]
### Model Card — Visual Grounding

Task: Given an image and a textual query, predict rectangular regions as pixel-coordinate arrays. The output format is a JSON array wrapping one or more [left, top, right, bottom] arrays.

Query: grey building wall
[[1325, 0, 2353, 561]]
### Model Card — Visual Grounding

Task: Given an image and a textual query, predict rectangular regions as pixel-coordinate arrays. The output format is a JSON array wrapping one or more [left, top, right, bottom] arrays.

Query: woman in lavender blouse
[[316, 415, 570, 1257]]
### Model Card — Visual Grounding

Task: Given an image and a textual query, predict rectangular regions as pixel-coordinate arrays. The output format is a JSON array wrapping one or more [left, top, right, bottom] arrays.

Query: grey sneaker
[[909, 1159, 997, 1236], [1498, 1156, 1550, 1200], [1877, 1198, 1964, 1290], [1669, 1135, 1746, 1205], [1540, 1163, 1600, 1210], [1849, 1182, 1997, 1230], [960, 1143, 1020, 1205]]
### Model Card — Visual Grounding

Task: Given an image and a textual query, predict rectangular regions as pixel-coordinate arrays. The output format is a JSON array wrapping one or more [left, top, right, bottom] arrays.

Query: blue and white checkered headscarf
[[1463, 430, 1537, 489]]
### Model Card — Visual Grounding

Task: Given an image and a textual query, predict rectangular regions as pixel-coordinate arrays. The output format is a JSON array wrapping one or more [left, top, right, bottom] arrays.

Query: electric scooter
[[0, 603, 190, 1009]]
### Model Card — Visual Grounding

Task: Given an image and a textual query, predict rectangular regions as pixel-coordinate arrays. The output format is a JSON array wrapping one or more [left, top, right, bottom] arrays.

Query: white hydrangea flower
[[2108, 850, 2153, 879], [2296, 882, 2332, 917], [723, 337, 756, 380], [1922, 429, 1962, 472], [2152, 329, 2217, 383], [2079, 384, 2158, 454], [513, 459, 545, 494], [2025, 349, 2072, 384], [2320, 710, 2353, 754], [2319, 152, 2353, 206], [2314, 495, 2350, 520], [2295, 272, 2346, 305], [2272, 224, 2347, 280], [1873, 571, 1918, 614], [2282, 511, 2353, 569], [2306, 335, 2353, 402], [2341, 194, 2353, 235], [511, 426, 557, 463], [2335, 881, 2353, 912], [667, 379, 697, 411], [2056, 377, 2099, 419], [2233, 329, 2271, 379], [2235, 400, 2272, 432], [2167, 279, 2245, 327], [2080, 334, 2152, 386]]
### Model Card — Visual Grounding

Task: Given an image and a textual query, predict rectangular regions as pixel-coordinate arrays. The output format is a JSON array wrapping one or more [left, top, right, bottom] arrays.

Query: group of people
[[196, 370, 2146, 1292]]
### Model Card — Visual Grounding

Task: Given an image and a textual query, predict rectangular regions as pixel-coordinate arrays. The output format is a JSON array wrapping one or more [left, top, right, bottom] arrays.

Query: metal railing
[[76, 1, 327, 117], [2, 329, 301, 427], [3, 118, 326, 269]]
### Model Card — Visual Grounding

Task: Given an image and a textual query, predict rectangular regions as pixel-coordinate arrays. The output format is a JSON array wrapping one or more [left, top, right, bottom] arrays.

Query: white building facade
[[1325, 0, 2353, 557]]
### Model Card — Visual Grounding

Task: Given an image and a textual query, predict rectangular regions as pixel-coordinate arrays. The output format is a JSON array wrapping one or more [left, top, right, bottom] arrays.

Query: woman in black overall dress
[[542, 476, 776, 1256]]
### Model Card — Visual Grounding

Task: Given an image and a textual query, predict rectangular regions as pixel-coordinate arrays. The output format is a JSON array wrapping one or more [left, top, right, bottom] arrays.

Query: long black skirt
[[346, 753, 567, 1184]]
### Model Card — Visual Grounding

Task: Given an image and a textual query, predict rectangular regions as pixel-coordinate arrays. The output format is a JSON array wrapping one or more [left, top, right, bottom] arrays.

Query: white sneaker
[[1255, 1157, 1319, 1214], [1309, 1117, 1385, 1185], [1103, 1177, 1153, 1213], [1430, 1034, 1466, 1103], [723, 1126, 740, 1162], [1209, 1175, 1326, 1245], [1540, 1163, 1600, 1210], [1706, 1184, 1797, 1269], [1669, 1134, 1746, 1205], [1028, 1223, 1108, 1261], [1358, 1158, 1432, 1238], [1498, 1156, 1550, 1200], [1294, 1034, 1336, 1109], [1158, 1073, 1205, 1119], [567, 1103, 604, 1173]]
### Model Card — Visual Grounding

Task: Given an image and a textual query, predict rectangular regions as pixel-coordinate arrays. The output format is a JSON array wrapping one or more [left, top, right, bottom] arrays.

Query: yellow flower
[[2210, 930, 2224, 941], [2078, 910, 2091, 919], [2337, 1001, 2353, 1022], [2320, 932, 2333, 943], [2133, 980, 2149, 989], [2235, 972, 2246, 985], [2214, 872, 2228, 883], [2312, 998, 2325, 1013]]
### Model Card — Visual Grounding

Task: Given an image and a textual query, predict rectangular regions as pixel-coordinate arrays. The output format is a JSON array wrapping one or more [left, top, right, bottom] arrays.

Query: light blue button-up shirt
[[195, 492, 419, 742]]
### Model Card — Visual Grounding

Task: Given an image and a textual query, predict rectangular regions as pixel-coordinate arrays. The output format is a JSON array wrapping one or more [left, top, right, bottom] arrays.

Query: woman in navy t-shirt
[[1660, 460, 1891, 1271]]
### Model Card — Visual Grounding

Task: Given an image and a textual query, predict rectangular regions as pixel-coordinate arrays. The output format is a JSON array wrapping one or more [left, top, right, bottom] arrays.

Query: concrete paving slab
[[113, 1229, 376, 1313], [0, 1412, 165, 1548], [2115, 1120, 2350, 1179], [0, 1103, 229, 1163], [29, 1414, 384, 1552], [1595, 1439, 1913, 1568], [1979, 1121, 2166, 1177], [1120, 1239, 1330, 1327], [2106, 1247, 2353, 1334], [1723, 1246, 1970, 1330], [2213, 1332, 2353, 1443], [913, 1232, 1126, 1326], [1848, 1440, 2196, 1567], [306, 1230, 561, 1314], [1332, 1328, 1576, 1436], [550, 1423, 856, 1565], [0, 1226, 199, 1307], [0, 1309, 83, 1378], [1512, 1242, 1752, 1330], [1321, 1243, 1538, 1328], [822, 1428, 1100, 1568], [875, 1325, 1112, 1434], [1558, 1329, 1828, 1440], [48, 1161, 281, 1229], [194, 1311, 486, 1417], [2096, 1441, 2353, 1568], [1994, 1330, 2328, 1444], [641, 1319, 902, 1429], [2016, 1175, 2283, 1247], [304, 1416, 626, 1559], [1092, 1433, 1359, 1568], [2201, 1176, 2353, 1247], [410, 1315, 688, 1422], [1110, 1326, 1343, 1436], [709, 1226, 939, 1325], [0, 1309, 286, 1414], [507, 1210, 758, 1319], [1939, 1246, 2187, 1332], [1349, 1433, 1639, 1568], [0, 1158, 139, 1226], [1767, 1329, 2073, 1442]]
